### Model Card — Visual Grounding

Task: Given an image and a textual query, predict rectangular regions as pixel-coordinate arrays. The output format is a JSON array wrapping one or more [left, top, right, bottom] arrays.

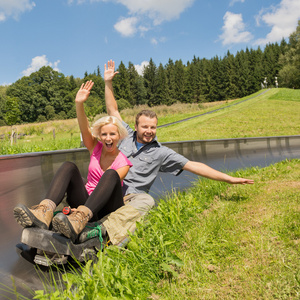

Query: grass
[[1, 88, 299, 155], [154, 160, 300, 299], [0, 119, 81, 155], [8, 159, 299, 299], [268, 88, 300, 101], [157, 88, 300, 141]]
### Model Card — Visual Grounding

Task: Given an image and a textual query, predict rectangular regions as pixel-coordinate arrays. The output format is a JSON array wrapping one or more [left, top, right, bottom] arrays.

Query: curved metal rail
[[0, 135, 299, 297]]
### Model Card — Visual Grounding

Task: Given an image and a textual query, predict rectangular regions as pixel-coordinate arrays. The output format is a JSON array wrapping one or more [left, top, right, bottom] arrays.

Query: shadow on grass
[[221, 194, 249, 203]]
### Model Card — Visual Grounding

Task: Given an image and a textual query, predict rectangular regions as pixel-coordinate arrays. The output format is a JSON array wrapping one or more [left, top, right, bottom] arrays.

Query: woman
[[13, 81, 132, 243]]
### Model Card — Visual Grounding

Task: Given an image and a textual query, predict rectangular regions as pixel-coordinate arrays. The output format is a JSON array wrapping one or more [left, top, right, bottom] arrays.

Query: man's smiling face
[[135, 115, 157, 144]]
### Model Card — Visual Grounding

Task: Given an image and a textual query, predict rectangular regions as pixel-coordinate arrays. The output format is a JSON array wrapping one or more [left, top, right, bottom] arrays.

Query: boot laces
[[31, 204, 48, 213], [69, 210, 88, 223]]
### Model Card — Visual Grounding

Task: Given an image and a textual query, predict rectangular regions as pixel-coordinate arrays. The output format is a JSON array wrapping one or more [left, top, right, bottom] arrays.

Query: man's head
[[135, 110, 158, 144]]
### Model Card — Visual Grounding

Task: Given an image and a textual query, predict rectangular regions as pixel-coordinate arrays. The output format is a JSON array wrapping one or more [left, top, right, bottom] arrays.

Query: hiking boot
[[78, 222, 107, 244], [52, 205, 92, 243], [13, 199, 55, 230]]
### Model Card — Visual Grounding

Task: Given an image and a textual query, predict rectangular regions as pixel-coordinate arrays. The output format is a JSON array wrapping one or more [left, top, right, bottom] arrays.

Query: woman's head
[[92, 116, 128, 141]]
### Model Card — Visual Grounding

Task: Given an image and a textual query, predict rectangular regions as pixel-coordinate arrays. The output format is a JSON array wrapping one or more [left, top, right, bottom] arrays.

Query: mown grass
[[7, 159, 298, 299], [268, 88, 300, 101], [1, 88, 299, 155], [157, 88, 300, 141]]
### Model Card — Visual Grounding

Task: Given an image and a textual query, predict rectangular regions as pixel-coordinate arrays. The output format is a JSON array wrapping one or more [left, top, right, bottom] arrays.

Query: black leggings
[[45, 161, 124, 221]]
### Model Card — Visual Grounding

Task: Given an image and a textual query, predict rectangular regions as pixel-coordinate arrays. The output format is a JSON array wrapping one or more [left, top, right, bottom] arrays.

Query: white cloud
[[219, 11, 253, 45], [0, 12, 5, 21], [151, 38, 158, 45], [254, 0, 300, 45], [134, 61, 149, 76], [22, 55, 61, 77], [229, 0, 245, 6], [0, 0, 35, 22], [150, 36, 166, 45], [116, 0, 195, 25], [67, 0, 104, 4], [68, 0, 196, 38], [114, 16, 138, 37]]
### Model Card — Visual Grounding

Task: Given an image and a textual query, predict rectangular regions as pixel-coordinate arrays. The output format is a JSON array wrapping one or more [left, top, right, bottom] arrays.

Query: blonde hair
[[92, 116, 128, 141]]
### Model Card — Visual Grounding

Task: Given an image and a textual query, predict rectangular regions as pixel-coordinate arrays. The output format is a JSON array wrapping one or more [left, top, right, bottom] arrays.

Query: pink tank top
[[85, 141, 132, 195]]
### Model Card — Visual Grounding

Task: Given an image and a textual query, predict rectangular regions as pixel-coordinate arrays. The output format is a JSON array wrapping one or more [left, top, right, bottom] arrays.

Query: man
[[97, 60, 253, 246]]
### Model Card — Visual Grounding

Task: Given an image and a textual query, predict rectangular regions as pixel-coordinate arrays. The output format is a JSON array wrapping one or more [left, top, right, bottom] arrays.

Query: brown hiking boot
[[52, 205, 92, 243], [13, 199, 54, 230], [78, 222, 107, 244]]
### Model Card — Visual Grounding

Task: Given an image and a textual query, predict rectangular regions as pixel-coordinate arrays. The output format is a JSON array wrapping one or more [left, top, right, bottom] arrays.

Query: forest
[[0, 21, 299, 127]]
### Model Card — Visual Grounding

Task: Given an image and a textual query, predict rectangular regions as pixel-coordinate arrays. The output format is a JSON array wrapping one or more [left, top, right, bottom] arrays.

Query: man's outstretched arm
[[104, 60, 122, 121], [183, 161, 254, 185]]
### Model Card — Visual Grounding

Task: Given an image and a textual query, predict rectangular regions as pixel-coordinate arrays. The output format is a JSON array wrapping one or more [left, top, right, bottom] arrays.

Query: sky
[[0, 0, 299, 86]]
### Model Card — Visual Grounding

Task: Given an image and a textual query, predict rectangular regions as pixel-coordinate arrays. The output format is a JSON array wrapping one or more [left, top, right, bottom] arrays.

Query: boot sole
[[13, 204, 48, 230], [52, 213, 77, 243]]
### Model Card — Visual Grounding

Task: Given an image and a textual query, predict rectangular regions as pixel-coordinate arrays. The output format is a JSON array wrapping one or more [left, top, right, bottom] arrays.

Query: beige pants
[[100, 193, 155, 245]]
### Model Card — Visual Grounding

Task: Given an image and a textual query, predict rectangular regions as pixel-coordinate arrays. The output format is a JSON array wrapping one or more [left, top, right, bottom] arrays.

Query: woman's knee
[[62, 161, 77, 169], [104, 169, 120, 180], [56, 161, 79, 176]]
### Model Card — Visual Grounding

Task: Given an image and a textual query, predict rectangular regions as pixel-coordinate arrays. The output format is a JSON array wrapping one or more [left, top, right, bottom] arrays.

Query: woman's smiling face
[[99, 123, 120, 152]]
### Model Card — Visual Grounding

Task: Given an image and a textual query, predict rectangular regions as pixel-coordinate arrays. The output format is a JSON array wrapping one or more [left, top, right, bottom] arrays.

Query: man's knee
[[124, 193, 155, 216]]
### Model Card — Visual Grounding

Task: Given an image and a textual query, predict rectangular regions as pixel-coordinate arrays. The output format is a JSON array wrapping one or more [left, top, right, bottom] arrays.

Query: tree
[[222, 51, 239, 99], [248, 47, 263, 93], [153, 63, 170, 106], [127, 62, 140, 106], [165, 58, 177, 104], [81, 71, 105, 118], [173, 59, 186, 102], [0, 93, 6, 125], [45, 105, 56, 120], [184, 56, 199, 103], [278, 20, 300, 88], [4, 97, 21, 126], [208, 56, 225, 101], [132, 75, 147, 106], [68, 75, 78, 91], [6, 66, 71, 123], [143, 58, 157, 105], [113, 61, 131, 104], [233, 50, 251, 97]]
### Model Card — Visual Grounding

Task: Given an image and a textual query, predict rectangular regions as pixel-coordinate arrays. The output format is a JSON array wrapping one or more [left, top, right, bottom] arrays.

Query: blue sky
[[0, 0, 299, 86]]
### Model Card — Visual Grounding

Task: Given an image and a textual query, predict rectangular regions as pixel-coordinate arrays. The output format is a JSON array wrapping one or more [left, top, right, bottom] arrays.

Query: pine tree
[[184, 56, 199, 103], [113, 61, 131, 103], [153, 63, 170, 106], [278, 20, 300, 88], [173, 59, 186, 103], [165, 58, 177, 104], [127, 62, 139, 106], [143, 58, 157, 106], [222, 50, 238, 99]]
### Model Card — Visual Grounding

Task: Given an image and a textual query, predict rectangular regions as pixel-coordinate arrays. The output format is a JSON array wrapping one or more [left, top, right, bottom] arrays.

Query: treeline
[[0, 21, 299, 126]]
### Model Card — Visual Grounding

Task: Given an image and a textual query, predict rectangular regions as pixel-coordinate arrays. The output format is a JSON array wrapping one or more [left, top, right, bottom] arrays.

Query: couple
[[13, 60, 254, 245]]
